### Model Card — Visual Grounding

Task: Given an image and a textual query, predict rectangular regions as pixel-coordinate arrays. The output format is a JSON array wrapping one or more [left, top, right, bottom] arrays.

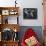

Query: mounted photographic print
[[2, 10, 9, 15], [23, 8, 37, 19]]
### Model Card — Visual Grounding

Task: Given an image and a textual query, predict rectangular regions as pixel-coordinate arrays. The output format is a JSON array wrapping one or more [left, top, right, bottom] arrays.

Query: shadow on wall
[[18, 26, 43, 44]]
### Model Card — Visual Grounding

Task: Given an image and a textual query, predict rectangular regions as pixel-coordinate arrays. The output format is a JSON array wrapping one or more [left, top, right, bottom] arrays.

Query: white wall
[[18, 0, 44, 26], [0, 0, 43, 26]]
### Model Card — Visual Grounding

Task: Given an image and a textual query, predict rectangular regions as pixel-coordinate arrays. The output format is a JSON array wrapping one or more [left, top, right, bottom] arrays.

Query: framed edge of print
[[0, 15, 1, 24], [2, 10, 9, 15], [23, 8, 37, 19], [0, 32, 1, 41]]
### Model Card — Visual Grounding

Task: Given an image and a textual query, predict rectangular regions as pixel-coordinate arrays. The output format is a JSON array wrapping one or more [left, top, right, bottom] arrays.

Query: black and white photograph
[[23, 8, 37, 19]]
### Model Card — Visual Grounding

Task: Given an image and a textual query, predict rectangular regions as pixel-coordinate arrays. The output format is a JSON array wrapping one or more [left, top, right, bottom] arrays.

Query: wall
[[18, 0, 44, 26], [0, 0, 44, 26]]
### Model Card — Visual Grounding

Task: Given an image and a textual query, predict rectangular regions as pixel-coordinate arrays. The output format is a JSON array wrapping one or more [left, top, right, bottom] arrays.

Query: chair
[[21, 28, 41, 46]]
